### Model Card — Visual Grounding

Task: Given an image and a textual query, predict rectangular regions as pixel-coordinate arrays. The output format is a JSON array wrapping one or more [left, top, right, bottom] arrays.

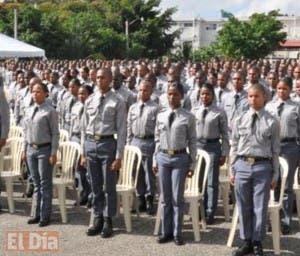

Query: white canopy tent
[[0, 33, 45, 58]]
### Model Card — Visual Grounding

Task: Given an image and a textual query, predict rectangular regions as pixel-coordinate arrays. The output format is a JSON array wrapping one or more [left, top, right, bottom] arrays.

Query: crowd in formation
[[0, 57, 300, 256]]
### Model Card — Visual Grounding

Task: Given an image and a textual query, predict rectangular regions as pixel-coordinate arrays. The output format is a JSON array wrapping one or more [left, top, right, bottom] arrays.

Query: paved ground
[[0, 183, 300, 256]]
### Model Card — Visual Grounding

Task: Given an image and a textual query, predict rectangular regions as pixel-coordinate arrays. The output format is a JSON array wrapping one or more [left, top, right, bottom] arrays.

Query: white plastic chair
[[116, 145, 142, 232], [293, 167, 300, 225], [154, 149, 211, 242], [219, 161, 231, 221], [59, 129, 69, 144], [227, 157, 289, 255], [0, 137, 24, 213], [52, 141, 81, 223]]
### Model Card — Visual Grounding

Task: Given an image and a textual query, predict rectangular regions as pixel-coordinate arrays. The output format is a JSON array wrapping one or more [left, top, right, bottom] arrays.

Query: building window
[[206, 24, 217, 30], [184, 22, 193, 27]]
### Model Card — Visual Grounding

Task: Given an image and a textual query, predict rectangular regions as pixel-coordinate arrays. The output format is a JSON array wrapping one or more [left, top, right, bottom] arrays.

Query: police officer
[[230, 84, 280, 256], [265, 76, 300, 234], [153, 82, 197, 246], [81, 68, 127, 238], [23, 82, 59, 227], [0, 78, 10, 212], [127, 81, 159, 215], [191, 83, 229, 224]]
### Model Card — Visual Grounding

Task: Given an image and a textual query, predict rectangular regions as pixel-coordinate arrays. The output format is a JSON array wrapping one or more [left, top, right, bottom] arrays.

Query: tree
[[216, 10, 287, 60], [193, 44, 219, 62]]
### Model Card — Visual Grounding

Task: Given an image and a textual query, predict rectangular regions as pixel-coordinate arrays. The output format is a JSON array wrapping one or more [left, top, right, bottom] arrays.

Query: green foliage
[[217, 10, 287, 60], [0, 0, 177, 59], [193, 44, 219, 62]]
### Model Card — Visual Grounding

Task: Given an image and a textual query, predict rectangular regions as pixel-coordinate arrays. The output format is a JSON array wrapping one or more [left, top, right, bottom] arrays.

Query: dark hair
[[200, 82, 215, 99], [248, 83, 266, 98], [79, 84, 93, 95], [33, 82, 49, 94], [168, 82, 184, 97], [279, 76, 293, 90], [69, 78, 81, 87]]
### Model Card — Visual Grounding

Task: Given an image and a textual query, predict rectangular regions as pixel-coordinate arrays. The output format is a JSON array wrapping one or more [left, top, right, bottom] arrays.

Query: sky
[[160, 0, 300, 19]]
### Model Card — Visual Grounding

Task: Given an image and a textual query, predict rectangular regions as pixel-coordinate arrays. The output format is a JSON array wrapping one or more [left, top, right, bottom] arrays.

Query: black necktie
[[79, 106, 84, 118], [169, 112, 175, 128], [29, 97, 34, 106], [196, 90, 200, 101], [271, 90, 275, 98], [202, 108, 208, 124], [69, 98, 76, 112], [277, 102, 284, 117], [140, 103, 145, 117], [99, 94, 105, 107], [32, 106, 39, 120], [251, 113, 258, 130], [234, 94, 239, 106], [218, 90, 223, 103]]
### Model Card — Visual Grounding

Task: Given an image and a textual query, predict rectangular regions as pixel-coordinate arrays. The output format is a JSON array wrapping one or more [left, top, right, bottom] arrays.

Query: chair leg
[[199, 199, 206, 230], [57, 185, 67, 223], [270, 210, 281, 255], [122, 193, 132, 233], [295, 191, 300, 226], [5, 178, 15, 213], [30, 197, 36, 217], [227, 204, 238, 247], [89, 208, 94, 227], [116, 194, 121, 218], [190, 200, 201, 242], [221, 183, 230, 222], [153, 196, 162, 235]]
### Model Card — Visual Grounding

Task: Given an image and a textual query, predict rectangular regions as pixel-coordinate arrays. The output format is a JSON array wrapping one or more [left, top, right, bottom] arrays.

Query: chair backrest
[[59, 129, 69, 144], [117, 145, 142, 188], [270, 157, 289, 205], [8, 126, 24, 139], [4, 137, 23, 175], [294, 167, 299, 190], [58, 141, 81, 183], [185, 149, 211, 196]]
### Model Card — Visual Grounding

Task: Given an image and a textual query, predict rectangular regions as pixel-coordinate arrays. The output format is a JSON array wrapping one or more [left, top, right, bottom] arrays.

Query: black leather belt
[[134, 135, 154, 140], [29, 143, 51, 149], [280, 138, 297, 143], [160, 149, 187, 156], [197, 138, 220, 143], [239, 156, 271, 164], [86, 134, 114, 141]]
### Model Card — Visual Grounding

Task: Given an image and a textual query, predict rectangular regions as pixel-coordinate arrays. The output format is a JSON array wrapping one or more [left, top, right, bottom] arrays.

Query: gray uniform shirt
[[230, 108, 280, 182], [23, 102, 59, 155], [81, 90, 127, 159], [153, 107, 197, 170], [0, 89, 10, 139], [70, 101, 84, 136]]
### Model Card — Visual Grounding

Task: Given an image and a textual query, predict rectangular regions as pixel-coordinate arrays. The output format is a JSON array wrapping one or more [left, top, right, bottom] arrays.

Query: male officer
[[81, 68, 127, 238], [127, 81, 159, 215]]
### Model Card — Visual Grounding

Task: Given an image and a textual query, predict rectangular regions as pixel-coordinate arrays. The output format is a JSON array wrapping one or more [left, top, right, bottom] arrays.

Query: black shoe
[[157, 234, 174, 244], [281, 223, 290, 235], [205, 215, 215, 225], [86, 198, 92, 209], [27, 216, 40, 224], [174, 236, 185, 246], [26, 184, 34, 198], [146, 195, 155, 215], [101, 217, 113, 238], [138, 195, 147, 212], [39, 219, 50, 227], [232, 240, 253, 256], [86, 216, 104, 236], [253, 241, 264, 256]]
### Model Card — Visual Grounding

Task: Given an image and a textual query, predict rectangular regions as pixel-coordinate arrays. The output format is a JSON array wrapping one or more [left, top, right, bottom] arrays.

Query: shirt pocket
[[103, 106, 115, 122]]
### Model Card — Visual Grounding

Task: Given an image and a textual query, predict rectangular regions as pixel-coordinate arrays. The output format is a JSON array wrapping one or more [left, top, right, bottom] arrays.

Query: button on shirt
[[265, 98, 300, 139], [191, 104, 230, 156], [230, 108, 280, 182], [127, 99, 159, 144], [154, 107, 197, 170], [81, 90, 127, 158], [23, 102, 59, 155]]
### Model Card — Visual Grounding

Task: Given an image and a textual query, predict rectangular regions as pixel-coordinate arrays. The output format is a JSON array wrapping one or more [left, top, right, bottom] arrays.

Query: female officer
[[153, 82, 197, 246], [265, 77, 300, 234], [191, 83, 229, 224], [230, 84, 280, 256], [23, 82, 59, 227]]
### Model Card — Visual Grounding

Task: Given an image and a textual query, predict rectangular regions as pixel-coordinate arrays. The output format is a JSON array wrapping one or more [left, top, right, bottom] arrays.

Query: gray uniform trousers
[[85, 138, 117, 218], [130, 137, 156, 197], [196, 141, 221, 217], [277, 141, 300, 227], [234, 159, 272, 241], [157, 152, 189, 237], [27, 144, 53, 221]]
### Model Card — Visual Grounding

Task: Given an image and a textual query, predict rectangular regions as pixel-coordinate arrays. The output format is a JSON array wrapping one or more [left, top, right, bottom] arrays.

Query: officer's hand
[[49, 155, 57, 166], [187, 170, 194, 178], [152, 167, 158, 174], [270, 180, 277, 190], [0, 138, 6, 151], [80, 156, 87, 168], [230, 174, 235, 186], [219, 156, 226, 166], [111, 158, 122, 171], [21, 151, 26, 161]]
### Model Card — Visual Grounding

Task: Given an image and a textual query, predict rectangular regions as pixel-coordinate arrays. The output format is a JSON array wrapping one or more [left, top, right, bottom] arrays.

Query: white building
[[171, 16, 300, 58]]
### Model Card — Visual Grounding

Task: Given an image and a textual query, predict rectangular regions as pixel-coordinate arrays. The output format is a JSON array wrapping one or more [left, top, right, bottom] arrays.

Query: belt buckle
[[32, 144, 38, 150], [167, 150, 175, 156], [94, 135, 101, 141], [247, 157, 255, 165]]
